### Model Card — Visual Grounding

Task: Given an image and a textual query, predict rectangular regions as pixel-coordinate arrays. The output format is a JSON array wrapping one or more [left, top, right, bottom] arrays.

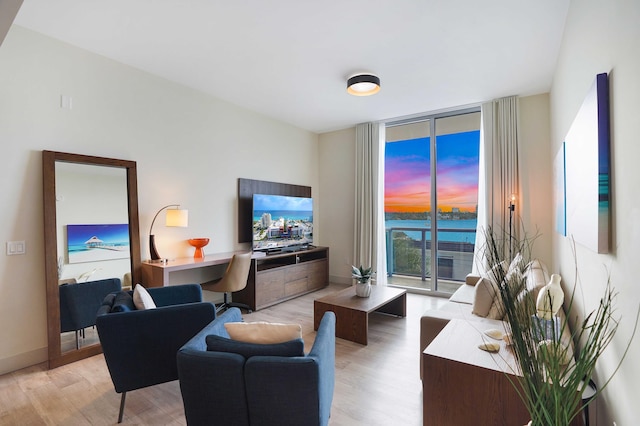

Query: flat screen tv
[[252, 194, 313, 252]]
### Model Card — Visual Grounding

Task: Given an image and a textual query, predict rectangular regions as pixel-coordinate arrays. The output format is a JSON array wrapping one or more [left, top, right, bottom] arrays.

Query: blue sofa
[[177, 308, 336, 426], [96, 284, 216, 423]]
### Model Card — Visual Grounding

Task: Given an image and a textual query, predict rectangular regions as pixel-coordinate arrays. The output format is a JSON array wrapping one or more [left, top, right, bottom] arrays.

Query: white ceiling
[[13, 0, 569, 134]]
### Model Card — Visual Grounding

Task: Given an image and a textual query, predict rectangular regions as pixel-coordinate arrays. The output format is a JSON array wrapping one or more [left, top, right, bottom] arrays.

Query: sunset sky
[[385, 131, 480, 213]]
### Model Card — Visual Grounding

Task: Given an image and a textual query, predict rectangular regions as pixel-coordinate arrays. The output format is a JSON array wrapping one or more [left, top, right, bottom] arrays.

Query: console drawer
[[285, 263, 309, 283], [255, 269, 285, 307], [285, 278, 308, 296]]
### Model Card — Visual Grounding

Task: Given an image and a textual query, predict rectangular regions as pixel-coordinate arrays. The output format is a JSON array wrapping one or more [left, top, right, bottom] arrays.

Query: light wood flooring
[[0, 283, 447, 425]]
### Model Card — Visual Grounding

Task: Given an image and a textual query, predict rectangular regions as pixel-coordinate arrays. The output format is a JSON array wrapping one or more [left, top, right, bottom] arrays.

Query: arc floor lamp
[[149, 204, 188, 261]]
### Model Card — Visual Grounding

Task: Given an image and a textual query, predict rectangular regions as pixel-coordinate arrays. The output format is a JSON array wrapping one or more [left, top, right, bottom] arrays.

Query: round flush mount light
[[347, 73, 381, 96]]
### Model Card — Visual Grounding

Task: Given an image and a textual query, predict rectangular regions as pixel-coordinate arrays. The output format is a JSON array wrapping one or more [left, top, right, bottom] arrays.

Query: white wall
[[0, 26, 319, 374], [550, 1, 640, 423], [318, 127, 356, 284]]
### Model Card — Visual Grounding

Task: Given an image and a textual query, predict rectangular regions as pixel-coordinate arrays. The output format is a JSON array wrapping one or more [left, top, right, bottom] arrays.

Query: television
[[252, 193, 313, 252]]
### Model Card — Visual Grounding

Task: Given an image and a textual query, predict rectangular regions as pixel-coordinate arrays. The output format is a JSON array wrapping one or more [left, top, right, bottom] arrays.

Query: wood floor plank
[[0, 283, 447, 425]]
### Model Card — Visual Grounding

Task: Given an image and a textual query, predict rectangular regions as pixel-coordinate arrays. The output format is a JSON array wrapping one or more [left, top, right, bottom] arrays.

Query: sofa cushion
[[205, 334, 304, 359], [525, 259, 550, 297], [224, 321, 302, 344], [111, 291, 136, 313], [133, 284, 156, 310], [512, 260, 551, 317], [449, 282, 476, 305]]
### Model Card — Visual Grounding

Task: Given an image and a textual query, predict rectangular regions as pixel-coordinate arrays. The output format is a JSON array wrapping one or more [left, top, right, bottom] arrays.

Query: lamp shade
[[347, 74, 381, 96], [166, 209, 188, 227]]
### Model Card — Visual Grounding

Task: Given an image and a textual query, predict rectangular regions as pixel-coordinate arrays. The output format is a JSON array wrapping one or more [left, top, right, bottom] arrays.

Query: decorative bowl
[[188, 238, 210, 259]]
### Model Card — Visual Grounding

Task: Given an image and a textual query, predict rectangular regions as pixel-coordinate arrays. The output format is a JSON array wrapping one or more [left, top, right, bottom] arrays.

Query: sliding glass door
[[385, 109, 480, 295]]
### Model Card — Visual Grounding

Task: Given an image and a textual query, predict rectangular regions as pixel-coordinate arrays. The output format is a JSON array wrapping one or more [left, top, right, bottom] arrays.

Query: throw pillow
[[486, 294, 505, 320], [224, 321, 302, 344], [205, 334, 304, 359], [133, 284, 156, 310], [472, 277, 498, 317], [507, 252, 524, 276], [486, 256, 526, 320], [111, 291, 136, 312]]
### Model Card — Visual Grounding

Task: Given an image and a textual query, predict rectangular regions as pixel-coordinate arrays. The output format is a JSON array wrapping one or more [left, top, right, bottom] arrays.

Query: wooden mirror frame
[[43, 151, 141, 368]]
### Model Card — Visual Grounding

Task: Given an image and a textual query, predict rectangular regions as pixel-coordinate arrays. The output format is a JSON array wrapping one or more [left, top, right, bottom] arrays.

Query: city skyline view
[[385, 130, 480, 214]]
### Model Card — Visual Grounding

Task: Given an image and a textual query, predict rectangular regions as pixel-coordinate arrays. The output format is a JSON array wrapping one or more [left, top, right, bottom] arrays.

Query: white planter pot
[[355, 282, 371, 297]]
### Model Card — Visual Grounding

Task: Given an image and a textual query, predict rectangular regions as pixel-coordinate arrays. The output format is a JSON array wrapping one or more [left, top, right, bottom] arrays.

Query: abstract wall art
[[564, 73, 610, 253]]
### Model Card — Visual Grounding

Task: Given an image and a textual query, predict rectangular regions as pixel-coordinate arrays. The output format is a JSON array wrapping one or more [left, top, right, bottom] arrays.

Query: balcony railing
[[386, 227, 476, 284]]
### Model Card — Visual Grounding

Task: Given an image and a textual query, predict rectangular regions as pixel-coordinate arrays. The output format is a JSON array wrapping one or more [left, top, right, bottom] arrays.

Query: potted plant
[[352, 265, 375, 297], [480, 227, 638, 426]]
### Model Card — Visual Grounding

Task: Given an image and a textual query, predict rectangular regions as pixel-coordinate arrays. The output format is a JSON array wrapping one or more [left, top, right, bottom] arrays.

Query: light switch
[[60, 95, 73, 110], [7, 241, 26, 255]]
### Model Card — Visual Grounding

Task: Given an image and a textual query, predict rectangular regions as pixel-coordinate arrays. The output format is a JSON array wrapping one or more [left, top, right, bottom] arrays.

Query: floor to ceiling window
[[384, 109, 480, 295]]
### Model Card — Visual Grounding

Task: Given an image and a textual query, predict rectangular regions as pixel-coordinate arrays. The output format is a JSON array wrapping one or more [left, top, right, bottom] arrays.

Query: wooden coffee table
[[313, 285, 406, 345]]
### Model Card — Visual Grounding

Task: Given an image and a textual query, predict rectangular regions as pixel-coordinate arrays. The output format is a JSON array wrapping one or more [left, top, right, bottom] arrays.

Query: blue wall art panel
[[564, 73, 610, 253], [67, 223, 130, 264]]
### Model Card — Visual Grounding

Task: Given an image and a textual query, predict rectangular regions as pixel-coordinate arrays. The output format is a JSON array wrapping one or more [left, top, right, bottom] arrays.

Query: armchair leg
[[118, 392, 126, 423]]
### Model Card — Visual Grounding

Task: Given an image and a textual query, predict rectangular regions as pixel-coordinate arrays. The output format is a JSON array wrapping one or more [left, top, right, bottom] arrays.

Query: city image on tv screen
[[252, 194, 313, 252]]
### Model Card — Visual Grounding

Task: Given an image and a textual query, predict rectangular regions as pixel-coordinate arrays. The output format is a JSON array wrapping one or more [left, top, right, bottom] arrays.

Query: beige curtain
[[353, 122, 387, 284], [474, 96, 521, 272]]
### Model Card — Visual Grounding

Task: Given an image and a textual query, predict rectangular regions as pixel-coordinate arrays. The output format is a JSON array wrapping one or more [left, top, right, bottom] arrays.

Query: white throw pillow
[[486, 255, 526, 320], [133, 284, 156, 310], [472, 277, 497, 317], [225, 321, 302, 344], [487, 294, 505, 320]]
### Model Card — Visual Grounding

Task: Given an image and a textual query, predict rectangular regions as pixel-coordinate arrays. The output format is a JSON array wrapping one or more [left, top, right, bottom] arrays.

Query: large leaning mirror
[[43, 151, 141, 368]]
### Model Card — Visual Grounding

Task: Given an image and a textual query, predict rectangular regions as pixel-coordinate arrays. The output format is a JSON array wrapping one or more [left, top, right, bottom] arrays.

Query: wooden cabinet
[[423, 319, 583, 426], [235, 246, 329, 311]]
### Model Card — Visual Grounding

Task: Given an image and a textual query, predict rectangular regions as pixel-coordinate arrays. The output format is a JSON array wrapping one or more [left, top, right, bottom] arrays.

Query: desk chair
[[202, 252, 253, 313]]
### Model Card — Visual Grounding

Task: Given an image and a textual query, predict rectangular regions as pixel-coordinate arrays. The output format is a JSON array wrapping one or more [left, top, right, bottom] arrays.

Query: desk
[[142, 248, 329, 312], [141, 251, 249, 287]]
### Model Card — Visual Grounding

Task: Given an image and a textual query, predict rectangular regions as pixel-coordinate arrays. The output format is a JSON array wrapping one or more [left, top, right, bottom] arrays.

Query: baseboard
[[0, 347, 47, 376]]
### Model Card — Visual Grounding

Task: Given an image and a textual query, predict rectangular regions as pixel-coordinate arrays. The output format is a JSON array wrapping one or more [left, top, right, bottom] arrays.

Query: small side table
[[582, 379, 597, 426]]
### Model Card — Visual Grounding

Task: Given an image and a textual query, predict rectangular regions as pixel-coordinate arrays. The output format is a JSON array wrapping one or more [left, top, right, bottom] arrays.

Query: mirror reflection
[[43, 150, 141, 369], [55, 162, 131, 353]]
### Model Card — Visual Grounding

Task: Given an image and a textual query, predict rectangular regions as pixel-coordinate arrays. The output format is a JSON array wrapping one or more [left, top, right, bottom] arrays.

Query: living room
[[1, 1, 639, 424]]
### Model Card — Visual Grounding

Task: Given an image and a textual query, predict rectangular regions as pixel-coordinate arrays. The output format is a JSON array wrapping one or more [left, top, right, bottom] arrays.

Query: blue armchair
[[177, 308, 336, 426], [59, 277, 122, 349], [96, 284, 216, 423]]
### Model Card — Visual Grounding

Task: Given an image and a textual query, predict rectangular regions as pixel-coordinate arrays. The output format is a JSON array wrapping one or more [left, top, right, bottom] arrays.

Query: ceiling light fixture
[[347, 73, 381, 96]]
